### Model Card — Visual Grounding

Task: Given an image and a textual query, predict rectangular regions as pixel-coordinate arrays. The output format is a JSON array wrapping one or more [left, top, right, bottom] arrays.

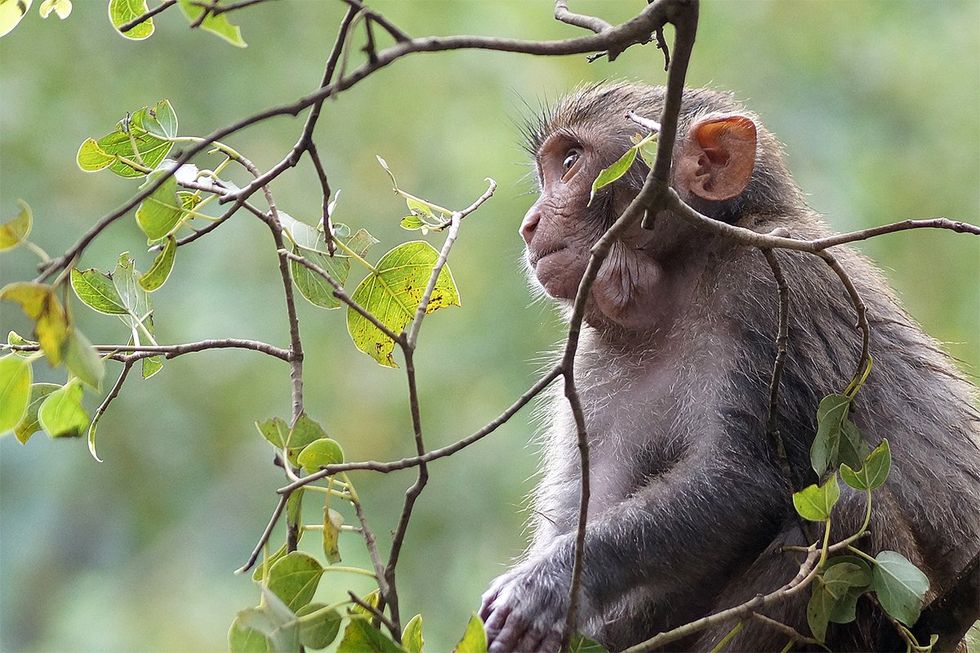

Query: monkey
[[478, 83, 980, 653]]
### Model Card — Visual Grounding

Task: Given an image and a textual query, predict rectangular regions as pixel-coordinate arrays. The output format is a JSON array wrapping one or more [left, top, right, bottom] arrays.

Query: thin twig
[[276, 366, 562, 493], [817, 250, 870, 386], [279, 250, 404, 345], [554, 1, 612, 34], [5, 339, 291, 362], [236, 494, 288, 574], [349, 592, 399, 636], [118, 0, 177, 33], [760, 247, 794, 488]]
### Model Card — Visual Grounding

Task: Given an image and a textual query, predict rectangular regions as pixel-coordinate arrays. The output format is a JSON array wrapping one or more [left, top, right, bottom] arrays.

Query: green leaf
[[177, 0, 246, 47], [296, 603, 342, 650], [453, 614, 487, 653], [267, 551, 324, 612], [108, 0, 153, 39], [38, 382, 88, 438], [807, 562, 870, 642], [142, 355, 164, 380], [838, 417, 871, 471], [872, 550, 929, 626], [297, 438, 345, 474], [337, 617, 405, 653], [322, 507, 343, 565], [811, 393, 851, 476], [347, 241, 460, 367], [39, 0, 72, 19], [0, 199, 31, 251], [136, 171, 185, 242], [259, 588, 302, 653], [568, 634, 609, 652], [0, 355, 32, 435], [806, 577, 833, 642], [589, 146, 637, 206], [256, 417, 289, 449], [286, 489, 303, 537], [400, 215, 427, 231], [142, 99, 177, 139], [0, 0, 31, 38], [139, 236, 177, 291], [792, 473, 840, 522], [824, 556, 873, 624], [70, 268, 128, 315], [252, 543, 288, 582], [287, 413, 328, 456], [228, 612, 271, 653], [284, 217, 377, 311], [0, 282, 68, 365], [64, 329, 105, 391], [14, 383, 58, 444], [79, 102, 175, 177], [76, 138, 115, 171], [840, 438, 891, 491], [401, 614, 424, 653]]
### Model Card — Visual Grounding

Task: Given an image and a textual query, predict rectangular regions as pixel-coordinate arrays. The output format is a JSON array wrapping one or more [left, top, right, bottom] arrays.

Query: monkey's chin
[[532, 249, 585, 300]]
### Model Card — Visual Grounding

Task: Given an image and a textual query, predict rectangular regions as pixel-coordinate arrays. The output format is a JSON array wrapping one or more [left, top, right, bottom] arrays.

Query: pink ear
[[676, 115, 757, 202]]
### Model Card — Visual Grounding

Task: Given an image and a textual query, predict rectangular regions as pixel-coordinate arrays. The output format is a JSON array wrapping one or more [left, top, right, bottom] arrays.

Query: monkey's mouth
[[529, 245, 567, 268]]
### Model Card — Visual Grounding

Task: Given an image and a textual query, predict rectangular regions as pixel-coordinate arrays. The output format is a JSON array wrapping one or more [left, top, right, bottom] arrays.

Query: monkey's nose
[[520, 208, 541, 244]]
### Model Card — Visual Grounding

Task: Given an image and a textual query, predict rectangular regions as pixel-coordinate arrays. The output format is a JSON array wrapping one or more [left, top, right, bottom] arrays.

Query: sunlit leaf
[[872, 551, 929, 626], [108, 0, 152, 39], [453, 614, 487, 653], [14, 383, 59, 444], [267, 551, 323, 612], [139, 236, 177, 291], [0, 355, 32, 435], [297, 438, 344, 474], [811, 393, 851, 476], [251, 543, 288, 582], [792, 473, 840, 522], [337, 617, 405, 653], [38, 382, 88, 438], [176, 0, 246, 47], [0, 199, 32, 251], [78, 102, 174, 177], [1, 282, 68, 365], [347, 241, 460, 367], [256, 416, 289, 449], [71, 268, 128, 315], [0, 0, 32, 38], [39, 0, 71, 19], [228, 612, 271, 653], [401, 614, 424, 653], [349, 589, 380, 618], [64, 328, 105, 391], [589, 146, 637, 206], [296, 603, 342, 650]]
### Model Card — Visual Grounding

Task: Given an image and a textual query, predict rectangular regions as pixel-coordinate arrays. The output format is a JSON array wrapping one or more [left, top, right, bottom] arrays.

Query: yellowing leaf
[[15, 383, 59, 444], [0, 282, 68, 364], [347, 241, 460, 367], [0, 199, 32, 251]]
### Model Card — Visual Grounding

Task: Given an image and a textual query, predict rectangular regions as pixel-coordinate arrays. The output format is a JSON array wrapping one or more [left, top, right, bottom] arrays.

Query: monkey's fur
[[479, 83, 980, 652]]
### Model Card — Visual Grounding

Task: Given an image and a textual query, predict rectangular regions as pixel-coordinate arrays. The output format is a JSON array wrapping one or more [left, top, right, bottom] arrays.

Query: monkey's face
[[520, 131, 609, 301], [521, 98, 759, 330]]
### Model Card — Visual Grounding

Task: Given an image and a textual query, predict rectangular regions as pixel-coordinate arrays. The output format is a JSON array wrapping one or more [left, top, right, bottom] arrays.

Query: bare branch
[[236, 494, 288, 574], [5, 339, 292, 362], [554, 1, 612, 34]]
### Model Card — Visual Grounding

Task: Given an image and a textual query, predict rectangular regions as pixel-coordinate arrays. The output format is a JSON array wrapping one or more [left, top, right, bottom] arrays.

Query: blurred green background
[[1, 1, 977, 651]]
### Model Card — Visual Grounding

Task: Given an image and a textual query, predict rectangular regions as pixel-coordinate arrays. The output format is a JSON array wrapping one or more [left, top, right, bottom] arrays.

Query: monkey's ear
[[677, 115, 757, 202]]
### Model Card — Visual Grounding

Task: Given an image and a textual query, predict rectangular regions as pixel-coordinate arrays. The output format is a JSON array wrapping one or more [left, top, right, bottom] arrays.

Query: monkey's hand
[[479, 558, 584, 653]]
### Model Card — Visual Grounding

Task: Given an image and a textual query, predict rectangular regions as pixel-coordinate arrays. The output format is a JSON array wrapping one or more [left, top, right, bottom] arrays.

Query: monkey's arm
[[480, 448, 786, 653]]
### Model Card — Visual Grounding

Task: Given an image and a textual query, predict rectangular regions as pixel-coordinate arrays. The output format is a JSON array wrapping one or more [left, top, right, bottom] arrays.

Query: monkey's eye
[[561, 150, 581, 176]]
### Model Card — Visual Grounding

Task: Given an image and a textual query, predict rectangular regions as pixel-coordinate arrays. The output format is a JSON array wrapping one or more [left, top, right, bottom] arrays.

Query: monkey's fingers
[[513, 627, 547, 653], [488, 612, 529, 653], [483, 602, 512, 641], [538, 627, 563, 653]]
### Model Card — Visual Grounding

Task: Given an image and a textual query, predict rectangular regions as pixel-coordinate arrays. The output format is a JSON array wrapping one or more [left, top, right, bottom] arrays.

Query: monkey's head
[[520, 83, 802, 331]]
